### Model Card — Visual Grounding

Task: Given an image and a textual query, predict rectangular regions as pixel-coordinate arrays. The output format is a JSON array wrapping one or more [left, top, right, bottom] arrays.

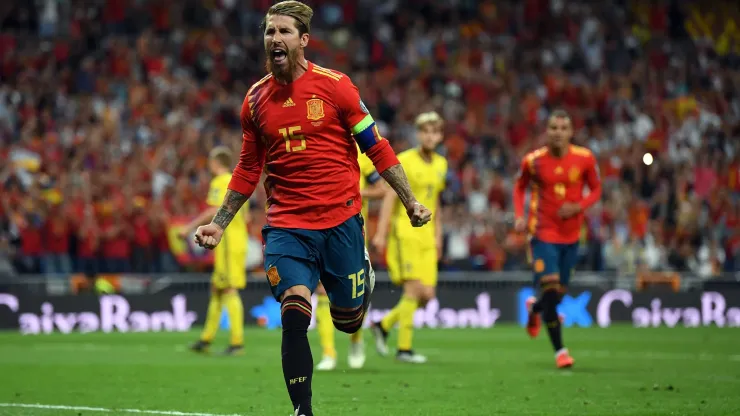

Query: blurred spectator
[[0, 0, 738, 280], [42, 203, 72, 276]]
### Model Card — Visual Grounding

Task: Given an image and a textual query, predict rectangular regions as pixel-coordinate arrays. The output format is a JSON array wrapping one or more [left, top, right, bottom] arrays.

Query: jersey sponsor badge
[[267, 265, 281, 286], [359, 99, 369, 114], [306, 98, 325, 121]]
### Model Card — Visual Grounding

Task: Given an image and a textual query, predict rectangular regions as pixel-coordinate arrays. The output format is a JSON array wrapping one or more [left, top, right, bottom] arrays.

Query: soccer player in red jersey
[[192, 2, 432, 415], [513, 110, 602, 369]]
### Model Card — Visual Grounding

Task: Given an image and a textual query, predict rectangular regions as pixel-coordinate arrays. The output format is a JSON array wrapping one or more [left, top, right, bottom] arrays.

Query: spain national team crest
[[534, 259, 545, 273], [306, 98, 325, 121], [267, 266, 281, 287], [568, 167, 580, 183]]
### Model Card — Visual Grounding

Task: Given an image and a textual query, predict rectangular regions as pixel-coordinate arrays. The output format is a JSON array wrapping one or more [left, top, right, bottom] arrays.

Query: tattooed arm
[[382, 162, 432, 228], [380, 164, 416, 209], [372, 180, 397, 250], [211, 190, 249, 230], [372, 163, 431, 250]]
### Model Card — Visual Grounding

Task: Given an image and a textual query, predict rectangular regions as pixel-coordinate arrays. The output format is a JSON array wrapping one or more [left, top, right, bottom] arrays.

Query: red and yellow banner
[[167, 216, 214, 266]]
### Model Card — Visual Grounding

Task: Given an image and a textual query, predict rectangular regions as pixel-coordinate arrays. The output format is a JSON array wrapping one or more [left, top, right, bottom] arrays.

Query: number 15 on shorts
[[348, 269, 365, 299]]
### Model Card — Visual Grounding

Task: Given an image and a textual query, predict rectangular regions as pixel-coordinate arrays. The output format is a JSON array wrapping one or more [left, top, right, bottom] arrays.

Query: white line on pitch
[[0, 403, 243, 416]]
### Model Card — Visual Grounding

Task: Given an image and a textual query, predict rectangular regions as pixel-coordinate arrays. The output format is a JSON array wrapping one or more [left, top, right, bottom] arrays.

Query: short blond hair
[[209, 146, 233, 169], [549, 109, 571, 121], [415, 111, 444, 130], [261, 1, 314, 35]]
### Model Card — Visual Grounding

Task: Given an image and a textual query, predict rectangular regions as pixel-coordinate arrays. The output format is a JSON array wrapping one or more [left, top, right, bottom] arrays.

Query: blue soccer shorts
[[262, 214, 367, 308], [529, 238, 579, 288]]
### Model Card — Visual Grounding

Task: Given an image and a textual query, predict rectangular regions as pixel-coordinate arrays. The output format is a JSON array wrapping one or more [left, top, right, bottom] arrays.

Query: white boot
[[315, 355, 337, 371], [348, 340, 366, 369]]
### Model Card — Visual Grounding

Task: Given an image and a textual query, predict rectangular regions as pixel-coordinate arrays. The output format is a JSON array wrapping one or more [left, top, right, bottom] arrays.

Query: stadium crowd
[[0, 0, 739, 279]]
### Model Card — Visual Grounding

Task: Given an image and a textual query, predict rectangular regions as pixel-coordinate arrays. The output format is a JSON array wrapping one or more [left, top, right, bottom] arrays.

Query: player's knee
[[402, 280, 423, 300], [315, 282, 327, 296], [539, 274, 561, 295], [329, 304, 364, 334], [281, 285, 311, 303], [418, 286, 436, 307], [222, 287, 237, 296], [281, 294, 312, 333]]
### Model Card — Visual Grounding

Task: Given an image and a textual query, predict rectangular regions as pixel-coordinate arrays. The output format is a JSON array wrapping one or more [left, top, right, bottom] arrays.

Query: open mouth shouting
[[271, 47, 288, 65]]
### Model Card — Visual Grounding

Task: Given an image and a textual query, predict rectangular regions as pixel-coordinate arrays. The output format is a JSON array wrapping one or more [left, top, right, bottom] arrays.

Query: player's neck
[[548, 145, 569, 159], [273, 58, 309, 85], [417, 147, 434, 163]]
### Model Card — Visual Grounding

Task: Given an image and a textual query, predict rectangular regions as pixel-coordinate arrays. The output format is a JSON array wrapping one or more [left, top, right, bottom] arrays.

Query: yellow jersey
[[390, 148, 447, 247], [207, 173, 249, 253]]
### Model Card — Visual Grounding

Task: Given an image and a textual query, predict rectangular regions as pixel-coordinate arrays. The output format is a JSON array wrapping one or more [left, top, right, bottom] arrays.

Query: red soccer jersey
[[229, 61, 396, 230], [513, 145, 602, 244], [44, 216, 70, 254]]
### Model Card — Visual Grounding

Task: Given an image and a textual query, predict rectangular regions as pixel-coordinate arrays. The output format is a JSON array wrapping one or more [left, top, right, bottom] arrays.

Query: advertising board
[[1, 284, 739, 334]]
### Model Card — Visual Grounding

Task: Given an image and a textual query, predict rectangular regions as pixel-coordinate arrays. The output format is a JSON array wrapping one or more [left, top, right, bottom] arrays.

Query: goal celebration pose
[[192, 2, 432, 415]]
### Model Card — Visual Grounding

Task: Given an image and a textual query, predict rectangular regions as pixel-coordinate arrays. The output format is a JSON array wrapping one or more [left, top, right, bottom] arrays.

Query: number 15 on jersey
[[279, 126, 306, 152]]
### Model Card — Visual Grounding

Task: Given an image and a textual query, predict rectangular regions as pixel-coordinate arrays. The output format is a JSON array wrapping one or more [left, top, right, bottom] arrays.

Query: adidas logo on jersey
[[283, 98, 295, 107]]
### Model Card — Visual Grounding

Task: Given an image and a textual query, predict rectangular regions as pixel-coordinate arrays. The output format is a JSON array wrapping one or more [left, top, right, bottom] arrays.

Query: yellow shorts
[[211, 248, 247, 290], [386, 236, 437, 287]]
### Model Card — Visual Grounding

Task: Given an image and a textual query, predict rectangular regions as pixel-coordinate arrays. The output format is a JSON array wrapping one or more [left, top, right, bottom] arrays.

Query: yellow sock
[[380, 297, 405, 332], [349, 327, 363, 344], [222, 290, 244, 346], [397, 296, 419, 351], [316, 295, 336, 358], [200, 292, 222, 342]]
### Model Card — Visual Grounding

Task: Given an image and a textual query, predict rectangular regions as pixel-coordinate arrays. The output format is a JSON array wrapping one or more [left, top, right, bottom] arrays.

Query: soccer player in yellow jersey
[[315, 145, 386, 371], [179, 146, 249, 355], [371, 111, 447, 364]]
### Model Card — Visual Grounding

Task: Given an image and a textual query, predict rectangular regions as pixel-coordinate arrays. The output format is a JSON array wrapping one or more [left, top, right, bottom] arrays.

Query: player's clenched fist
[[406, 201, 432, 227], [194, 223, 224, 250]]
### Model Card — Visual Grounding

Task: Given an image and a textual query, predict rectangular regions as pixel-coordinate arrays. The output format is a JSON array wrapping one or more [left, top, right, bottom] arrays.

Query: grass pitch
[[0, 326, 738, 416]]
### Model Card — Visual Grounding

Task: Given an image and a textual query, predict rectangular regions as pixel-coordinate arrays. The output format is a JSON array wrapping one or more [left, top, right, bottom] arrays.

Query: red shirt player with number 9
[[512, 110, 602, 369]]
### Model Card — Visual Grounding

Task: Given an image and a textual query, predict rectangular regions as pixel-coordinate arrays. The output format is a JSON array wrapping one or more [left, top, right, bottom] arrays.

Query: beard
[[265, 46, 300, 81]]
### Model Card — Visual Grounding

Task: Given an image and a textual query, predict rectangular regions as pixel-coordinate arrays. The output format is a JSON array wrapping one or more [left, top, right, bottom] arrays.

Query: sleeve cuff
[[228, 172, 258, 198], [365, 140, 400, 173]]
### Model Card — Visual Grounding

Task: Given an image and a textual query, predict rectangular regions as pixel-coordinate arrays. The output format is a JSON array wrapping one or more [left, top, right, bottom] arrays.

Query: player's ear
[[300, 33, 309, 48]]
